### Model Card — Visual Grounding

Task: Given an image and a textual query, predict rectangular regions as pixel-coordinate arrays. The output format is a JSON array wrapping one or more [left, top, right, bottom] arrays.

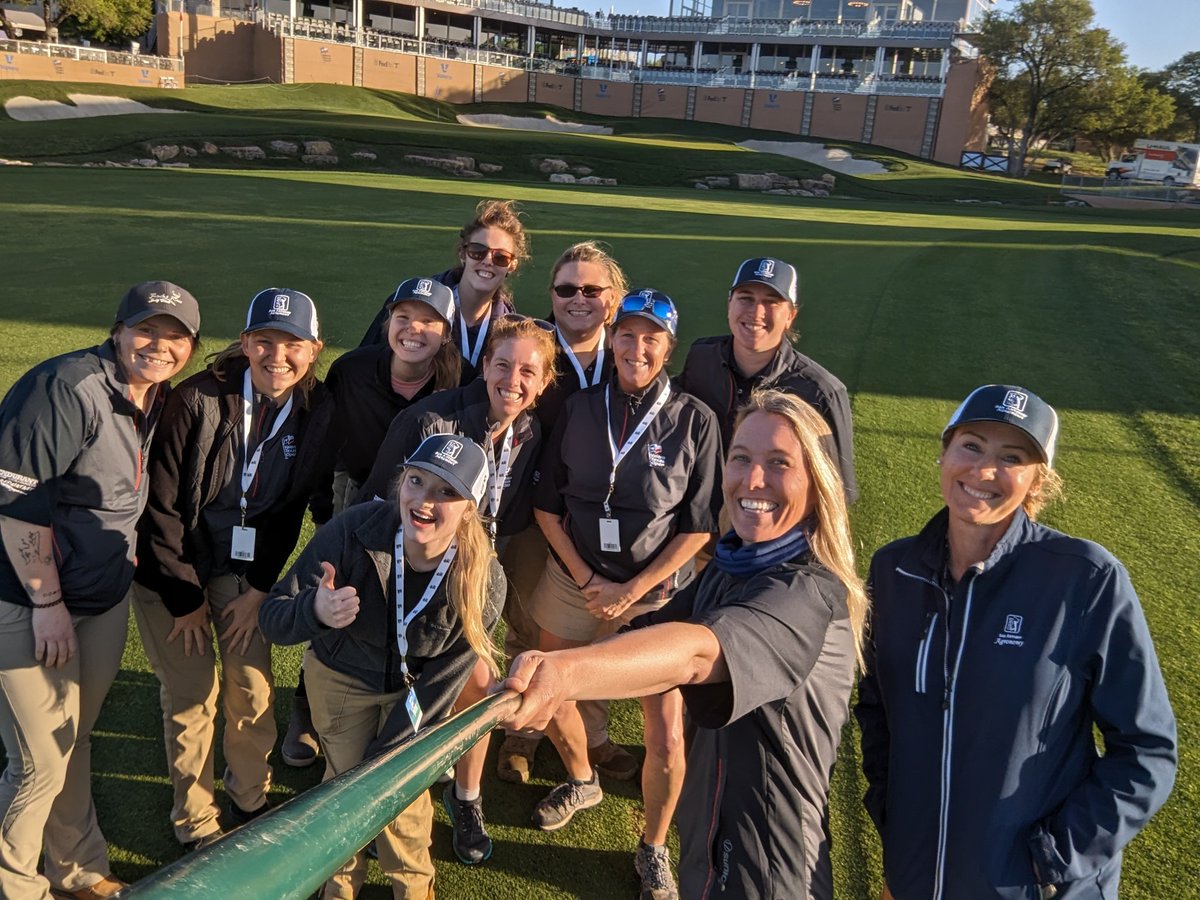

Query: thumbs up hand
[[314, 561, 360, 629]]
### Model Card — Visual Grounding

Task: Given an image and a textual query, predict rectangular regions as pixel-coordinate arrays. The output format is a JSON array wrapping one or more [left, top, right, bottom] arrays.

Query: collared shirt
[[358, 378, 539, 538], [676, 335, 858, 502], [535, 370, 722, 585]]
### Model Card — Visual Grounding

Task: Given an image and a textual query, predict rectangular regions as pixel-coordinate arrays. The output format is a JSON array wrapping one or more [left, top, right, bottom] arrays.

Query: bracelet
[[30, 597, 65, 609], [579, 571, 596, 589]]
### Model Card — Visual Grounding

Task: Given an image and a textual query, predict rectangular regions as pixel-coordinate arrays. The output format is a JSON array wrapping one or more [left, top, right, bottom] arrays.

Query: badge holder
[[600, 494, 621, 553], [231, 499, 256, 561]]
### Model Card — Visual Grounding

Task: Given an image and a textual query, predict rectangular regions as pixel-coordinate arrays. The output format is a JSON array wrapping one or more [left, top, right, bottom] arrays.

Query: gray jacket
[[0, 341, 164, 613]]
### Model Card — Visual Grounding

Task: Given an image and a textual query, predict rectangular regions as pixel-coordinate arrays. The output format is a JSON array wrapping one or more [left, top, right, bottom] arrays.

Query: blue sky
[[598, 0, 1193, 71]]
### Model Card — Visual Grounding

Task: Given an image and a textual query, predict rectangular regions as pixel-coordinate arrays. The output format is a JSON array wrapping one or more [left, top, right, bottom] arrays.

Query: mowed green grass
[[0, 80, 1061, 202], [0, 165, 1197, 898]]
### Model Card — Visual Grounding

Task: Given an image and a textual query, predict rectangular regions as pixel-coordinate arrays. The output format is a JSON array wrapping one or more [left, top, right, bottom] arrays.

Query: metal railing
[[123, 691, 521, 898], [1060, 175, 1200, 205], [602, 14, 957, 40], [0, 37, 183, 69], [267, 11, 947, 96]]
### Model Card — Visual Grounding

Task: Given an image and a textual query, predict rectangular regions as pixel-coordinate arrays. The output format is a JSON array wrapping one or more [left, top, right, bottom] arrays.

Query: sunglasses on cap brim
[[616, 295, 678, 329], [500, 313, 556, 332], [463, 242, 516, 269], [552, 283, 610, 299]]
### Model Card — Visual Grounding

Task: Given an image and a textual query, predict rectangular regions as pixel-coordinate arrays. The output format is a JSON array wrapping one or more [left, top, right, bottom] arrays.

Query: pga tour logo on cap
[[415, 279, 434, 297], [270, 294, 292, 317], [147, 289, 184, 306], [754, 259, 775, 278], [434, 439, 463, 466], [640, 289, 656, 306], [996, 390, 1028, 420]]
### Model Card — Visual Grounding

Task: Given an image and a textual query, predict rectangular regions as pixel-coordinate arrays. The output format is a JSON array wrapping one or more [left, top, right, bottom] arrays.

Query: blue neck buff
[[712, 524, 811, 577]]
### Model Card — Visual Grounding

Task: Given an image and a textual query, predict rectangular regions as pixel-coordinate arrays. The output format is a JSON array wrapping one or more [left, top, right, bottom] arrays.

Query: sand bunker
[[738, 140, 888, 175], [4, 94, 182, 122], [457, 113, 613, 135]]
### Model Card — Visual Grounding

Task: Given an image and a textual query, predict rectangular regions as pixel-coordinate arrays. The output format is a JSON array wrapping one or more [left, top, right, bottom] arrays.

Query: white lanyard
[[239, 371, 293, 522], [484, 423, 514, 524], [393, 530, 456, 684], [557, 328, 605, 389], [458, 304, 491, 367], [602, 383, 670, 517]]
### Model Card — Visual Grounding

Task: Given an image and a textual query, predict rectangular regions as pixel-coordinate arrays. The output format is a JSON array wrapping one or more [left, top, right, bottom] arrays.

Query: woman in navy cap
[[528, 289, 722, 900], [856, 384, 1177, 900], [677, 256, 856, 501], [131, 288, 332, 854], [284, 277, 463, 769], [0, 281, 200, 899], [260, 433, 504, 900], [358, 314, 556, 867], [359, 199, 529, 379]]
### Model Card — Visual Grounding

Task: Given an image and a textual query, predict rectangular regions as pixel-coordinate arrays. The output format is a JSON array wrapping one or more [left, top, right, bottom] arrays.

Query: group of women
[[0, 197, 1178, 900]]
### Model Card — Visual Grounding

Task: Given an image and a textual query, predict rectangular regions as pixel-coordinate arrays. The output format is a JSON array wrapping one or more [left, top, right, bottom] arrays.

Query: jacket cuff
[[1027, 823, 1067, 886]]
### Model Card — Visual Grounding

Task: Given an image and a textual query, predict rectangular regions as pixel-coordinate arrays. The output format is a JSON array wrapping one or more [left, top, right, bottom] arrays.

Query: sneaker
[[442, 784, 493, 865], [182, 830, 224, 854], [634, 841, 680, 900], [530, 770, 603, 832], [588, 738, 639, 781], [497, 733, 541, 784], [282, 695, 320, 767]]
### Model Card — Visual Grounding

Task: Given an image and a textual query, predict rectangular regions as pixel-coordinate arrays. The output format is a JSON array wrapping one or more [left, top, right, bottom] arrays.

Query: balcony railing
[[270, 13, 947, 96], [0, 38, 183, 70]]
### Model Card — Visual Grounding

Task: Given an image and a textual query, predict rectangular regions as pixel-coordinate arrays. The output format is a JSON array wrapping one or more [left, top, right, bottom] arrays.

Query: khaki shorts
[[529, 555, 669, 644]]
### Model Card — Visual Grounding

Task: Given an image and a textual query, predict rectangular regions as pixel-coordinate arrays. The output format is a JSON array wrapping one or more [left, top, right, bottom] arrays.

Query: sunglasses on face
[[552, 283, 609, 300], [463, 242, 516, 269], [500, 313, 556, 333]]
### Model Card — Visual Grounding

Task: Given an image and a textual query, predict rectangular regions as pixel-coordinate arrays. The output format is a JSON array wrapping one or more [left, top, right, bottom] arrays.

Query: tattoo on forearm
[[17, 531, 52, 567]]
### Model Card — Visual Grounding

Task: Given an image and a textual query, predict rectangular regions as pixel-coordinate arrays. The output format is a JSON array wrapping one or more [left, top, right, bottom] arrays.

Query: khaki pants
[[305, 651, 436, 900], [0, 594, 129, 899], [132, 575, 275, 845], [497, 525, 549, 740]]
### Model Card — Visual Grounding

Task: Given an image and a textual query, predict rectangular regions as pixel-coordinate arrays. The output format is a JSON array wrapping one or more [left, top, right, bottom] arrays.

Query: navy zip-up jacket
[[856, 508, 1176, 900]]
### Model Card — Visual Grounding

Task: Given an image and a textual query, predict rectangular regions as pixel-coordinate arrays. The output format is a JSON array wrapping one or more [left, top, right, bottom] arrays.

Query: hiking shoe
[[588, 738, 639, 781], [531, 770, 603, 832], [282, 695, 320, 767], [497, 733, 541, 784], [442, 784, 493, 865], [634, 841, 680, 900]]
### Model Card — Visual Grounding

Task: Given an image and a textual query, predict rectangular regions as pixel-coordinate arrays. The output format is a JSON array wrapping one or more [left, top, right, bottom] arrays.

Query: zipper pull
[[942, 681, 952, 711]]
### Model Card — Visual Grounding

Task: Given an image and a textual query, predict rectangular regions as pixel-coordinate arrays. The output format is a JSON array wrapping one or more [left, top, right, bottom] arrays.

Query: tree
[[1078, 67, 1177, 161], [976, 0, 1125, 175], [12, 0, 153, 45], [1162, 51, 1200, 142]]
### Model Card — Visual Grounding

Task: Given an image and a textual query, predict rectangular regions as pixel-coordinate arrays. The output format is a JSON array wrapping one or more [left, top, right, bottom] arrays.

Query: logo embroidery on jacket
[[281, 434, 297, 460], [994, 613, 1025, 647], [647, 442, 667, 468]]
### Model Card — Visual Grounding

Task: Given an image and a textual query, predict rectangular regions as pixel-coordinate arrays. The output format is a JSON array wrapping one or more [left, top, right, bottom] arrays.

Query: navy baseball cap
[[943, 384, 1059, 465], [386, 277, 456, 328], [404, 433, 488, 505], [115, 281, 201, 338], [612, 289, 679, 337], [245, 288, 320, 342], [731, 257, 798, 305]]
